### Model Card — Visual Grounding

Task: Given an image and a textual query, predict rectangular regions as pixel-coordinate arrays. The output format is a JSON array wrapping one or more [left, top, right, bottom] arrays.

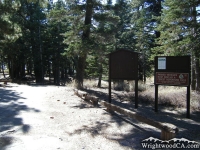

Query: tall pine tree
[[154, 0, 200, 91]]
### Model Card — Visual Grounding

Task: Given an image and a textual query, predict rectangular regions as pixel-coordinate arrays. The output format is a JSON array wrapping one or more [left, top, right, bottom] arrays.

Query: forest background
[[0, 0, 200, 92]]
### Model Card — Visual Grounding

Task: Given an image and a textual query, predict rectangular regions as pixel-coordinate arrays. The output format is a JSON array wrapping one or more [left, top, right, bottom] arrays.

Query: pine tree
[[0, 1, 22, 79], [130, 0, 162, 82], [46, 0, 70, 85], [64, 0, 119, 88], [4, 0, 48, 82], [113, 0, 135, 49], [154, 0, 200, 91], [86, 0, 119, 87]]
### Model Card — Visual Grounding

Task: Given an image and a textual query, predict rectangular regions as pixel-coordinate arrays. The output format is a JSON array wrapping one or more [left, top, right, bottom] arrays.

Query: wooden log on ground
[[74, 89, 98, 106], [73, 89, 87, 98], [161, 129, 177, 141], [74, 89, 178, 140], [85, 95, 98, 106], [99, 101, 178, 140]]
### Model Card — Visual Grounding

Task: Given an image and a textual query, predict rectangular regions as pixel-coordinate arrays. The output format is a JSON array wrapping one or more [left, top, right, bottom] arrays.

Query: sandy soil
[[0, 83, 199, 150]]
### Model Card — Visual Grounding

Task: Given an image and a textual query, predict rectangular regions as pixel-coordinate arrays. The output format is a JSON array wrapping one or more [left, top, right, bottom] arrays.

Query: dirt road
[[0, 83, 159, 150]]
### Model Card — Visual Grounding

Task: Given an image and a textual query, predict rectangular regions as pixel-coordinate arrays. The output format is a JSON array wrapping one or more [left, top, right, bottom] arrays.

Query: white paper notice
[[158, 57, 166, 69]]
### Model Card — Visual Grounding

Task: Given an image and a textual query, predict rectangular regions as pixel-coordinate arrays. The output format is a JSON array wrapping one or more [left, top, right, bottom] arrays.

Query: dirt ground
[[0, 83, 200, 150]]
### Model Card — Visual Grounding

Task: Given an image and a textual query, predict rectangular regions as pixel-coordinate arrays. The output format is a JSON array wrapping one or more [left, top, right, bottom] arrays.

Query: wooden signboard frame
[[109, 49, 139, 108], [154, 56, 191, 118]]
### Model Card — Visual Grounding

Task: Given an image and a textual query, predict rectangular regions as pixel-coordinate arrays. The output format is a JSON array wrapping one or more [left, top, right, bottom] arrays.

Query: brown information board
[[109, 50, 138, 80], [155, 72, 189, 86], [108, 49, 139, 108], [155, 56, 190, 73], [154, 56, 191, 118]]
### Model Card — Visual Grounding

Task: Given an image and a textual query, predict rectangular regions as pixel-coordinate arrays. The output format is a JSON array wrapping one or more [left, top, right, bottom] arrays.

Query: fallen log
[[74, 89, 98, 106], [74, 89, 178, 140], [85, 95, 98, 106], [74, 89, 87, 98]]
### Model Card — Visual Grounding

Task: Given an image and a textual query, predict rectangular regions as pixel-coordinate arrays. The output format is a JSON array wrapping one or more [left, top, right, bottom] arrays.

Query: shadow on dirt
[[66, 108, 160, 149], [0, 87, 40, 148], [76, 88, 200, 148], [71, 103, 97, 109]]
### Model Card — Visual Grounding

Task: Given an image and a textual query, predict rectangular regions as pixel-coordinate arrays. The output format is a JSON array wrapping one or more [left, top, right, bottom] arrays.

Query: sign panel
[[156, 72, 189, 86], [155, 56, 190, 72], [154, 56, 191, 118], [109, 50, 138, 80], [158, 57, 166, 69], [109, 49, 139, 108]]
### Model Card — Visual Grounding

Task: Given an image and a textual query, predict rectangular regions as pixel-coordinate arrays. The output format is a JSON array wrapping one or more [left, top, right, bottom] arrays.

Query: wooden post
[[187, 86, 190, 118], [135, 79, 138, 108], [109, 79, 111, 103], [109, 55, 111, 103], [161, 130, 176, 141], [155, 84, 158, 112]]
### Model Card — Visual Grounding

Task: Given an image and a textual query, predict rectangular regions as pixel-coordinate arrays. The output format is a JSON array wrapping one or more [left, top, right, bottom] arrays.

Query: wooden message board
[[155, 56, 190, 86], [154, 56, 191, 118], [109, 49, 139, 108], [109, 50, 138, 80], [155, 56, 190, 73]]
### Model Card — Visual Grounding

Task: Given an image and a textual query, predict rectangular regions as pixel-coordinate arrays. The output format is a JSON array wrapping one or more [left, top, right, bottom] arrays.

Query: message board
[[155, 56, 190, 73], [109, 50, 138, 80], [108, 49, 139, 108], [154, 56, 191, 118], [155, 56, 191, 86]]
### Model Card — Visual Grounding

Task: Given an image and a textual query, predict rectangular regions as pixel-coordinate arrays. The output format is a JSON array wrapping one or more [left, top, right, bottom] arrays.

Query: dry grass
[[84, 79, 99, 88], [67, 78, 200, 112], [139, 77, 200, 112]]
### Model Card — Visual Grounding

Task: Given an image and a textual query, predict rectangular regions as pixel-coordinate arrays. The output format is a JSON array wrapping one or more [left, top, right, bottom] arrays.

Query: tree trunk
[[195, 55, 200, 91], [68, 62, 73, 76], [191, 6, 200, 91], [20, 63, 25, 78], [191, 54, 196, 90], [75, 0, 93, 89], [33, 46, 43, 83], [31, 34, 44, 83], [97, 62, 103, 88], [64, 68, 67, 78], [53, 50, 60, 85], [8, 59, 11, 78], [20, 53, 25, 78], [61, 67, 64, 79], [27, 58, 32, 75], [1, 62, 5, 78], [75, 54, 87, 89], [11, 58, 20, 79]]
